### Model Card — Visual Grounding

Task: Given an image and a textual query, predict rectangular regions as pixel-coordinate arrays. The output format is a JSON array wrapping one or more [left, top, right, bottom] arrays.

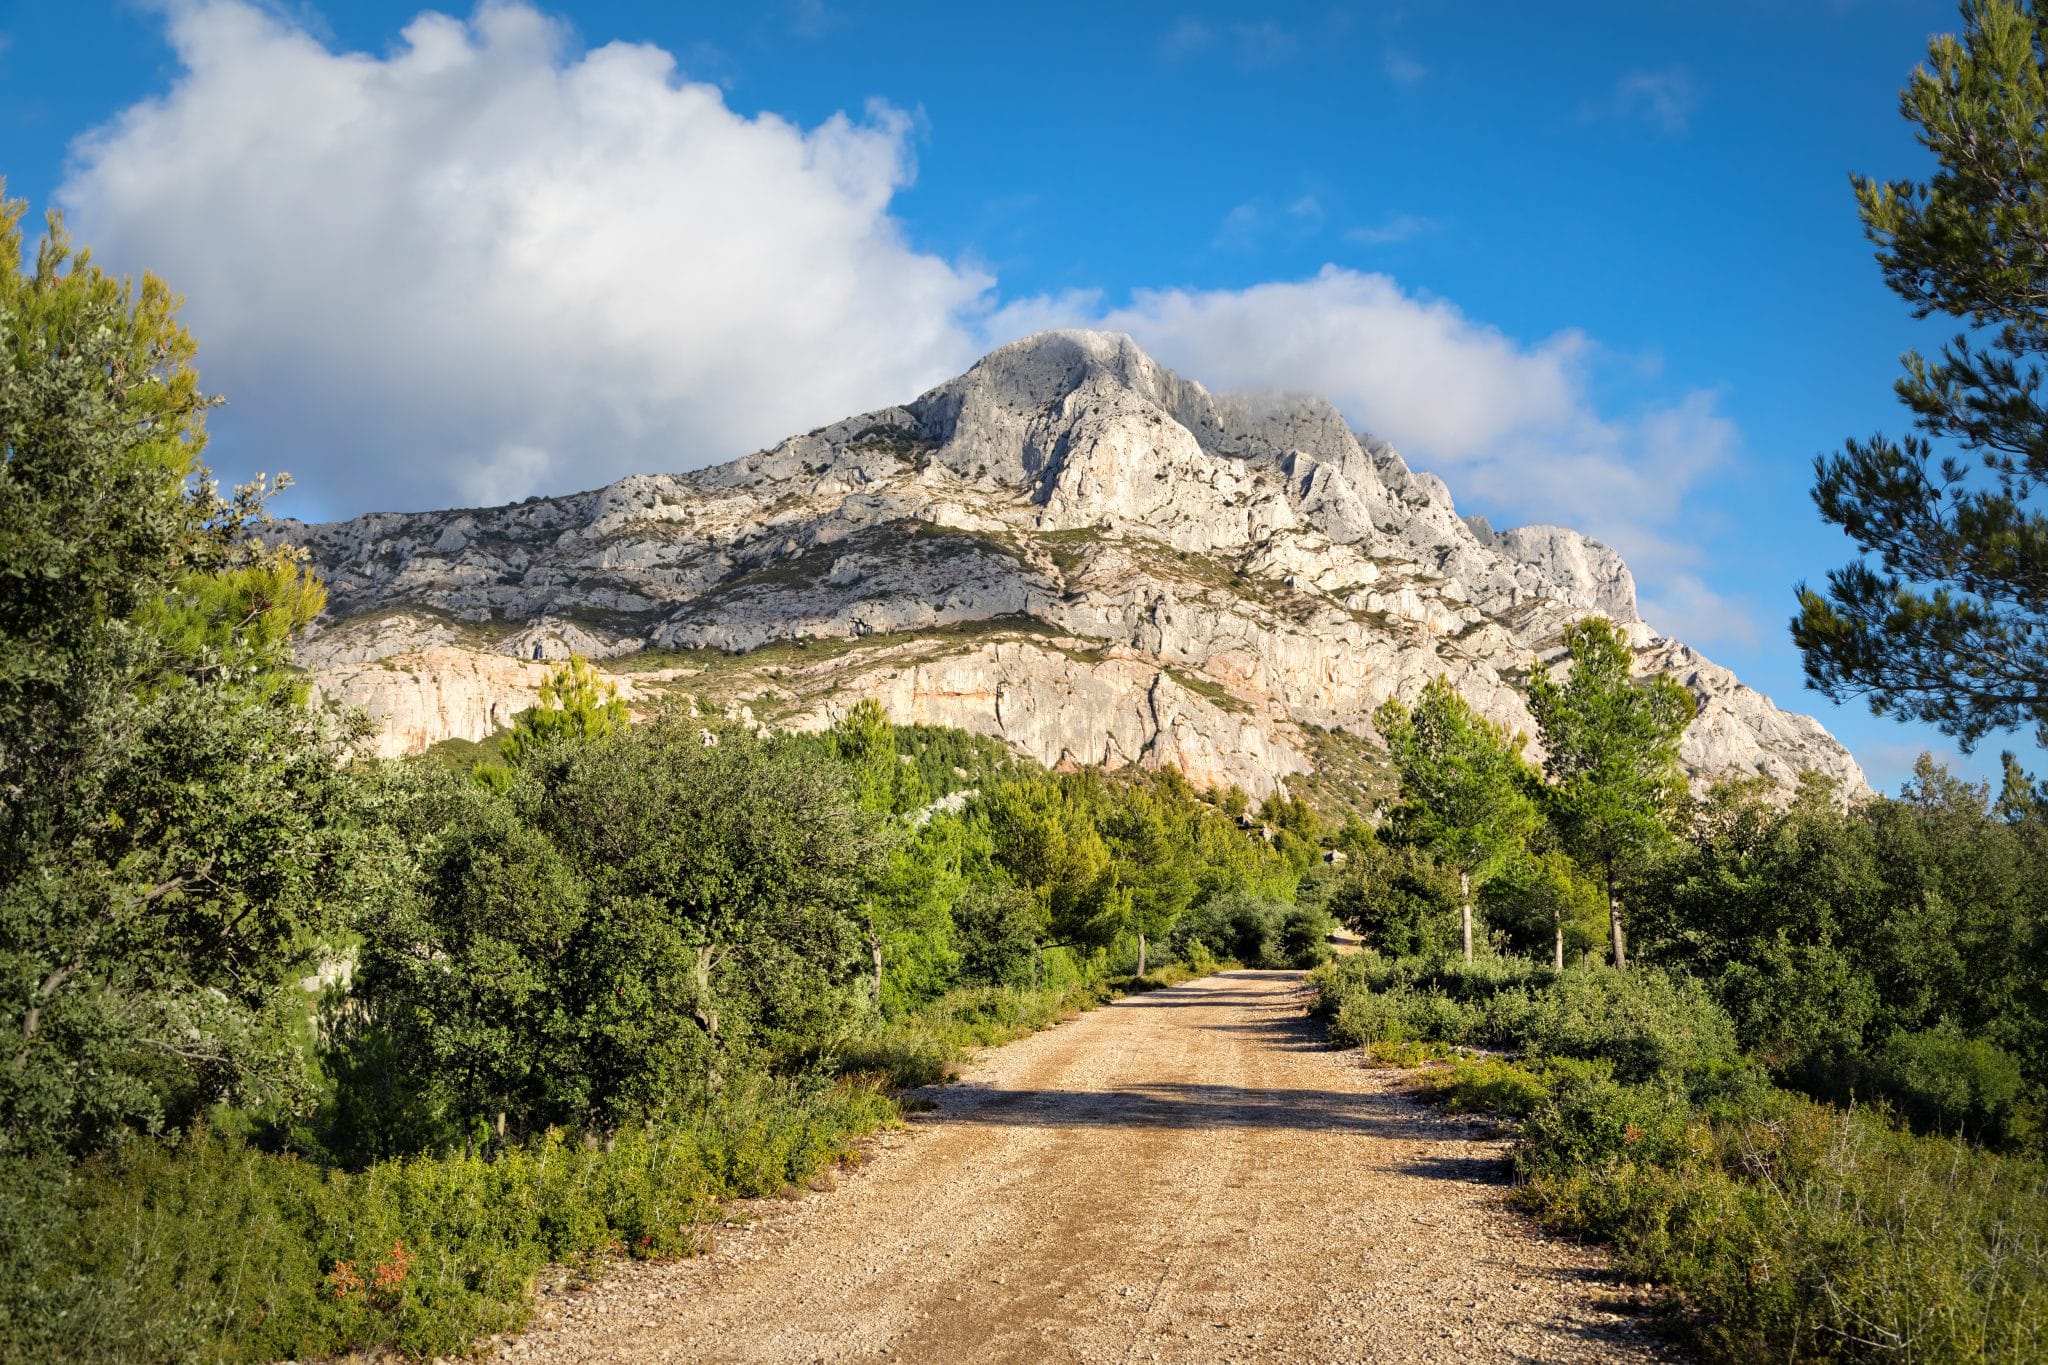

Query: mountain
[[280, 330, 1866, 803]]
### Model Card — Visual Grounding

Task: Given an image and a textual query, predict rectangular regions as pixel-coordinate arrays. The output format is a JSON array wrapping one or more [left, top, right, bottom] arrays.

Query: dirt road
[[494, 971, 1676, 1364]]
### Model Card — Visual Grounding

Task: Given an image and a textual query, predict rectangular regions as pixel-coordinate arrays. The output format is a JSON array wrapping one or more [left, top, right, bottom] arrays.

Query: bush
[[0, 1074, 895, 1363], [1520, 1080, 2048, 1361], [1421, 1054, 1559, 1117], [1278, 905, 1337, 967], [1178, 894, 1334, 969], [1517, 968, 1742, 1084], [1322, 952, 2048, 1361], [1513, 1066, 1695, 1180], [1175, 891, 1284, 967], [1860, 1028, 2036, 1147], [1311, 954, 1742, 1085]]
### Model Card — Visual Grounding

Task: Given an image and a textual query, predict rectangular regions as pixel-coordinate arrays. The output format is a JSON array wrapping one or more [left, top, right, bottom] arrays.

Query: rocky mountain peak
[[281, 331, 1865, 803]]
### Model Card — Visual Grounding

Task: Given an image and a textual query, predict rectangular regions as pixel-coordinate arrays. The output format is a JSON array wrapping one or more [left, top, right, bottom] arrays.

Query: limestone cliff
[[281, 330, 1866, 799]]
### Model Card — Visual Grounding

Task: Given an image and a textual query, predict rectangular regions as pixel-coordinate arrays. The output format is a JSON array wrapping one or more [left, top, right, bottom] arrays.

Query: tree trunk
[[1459, 869, 1474, 965], [1136, 932, 1148, 979], [866, 914, 883, 1002], [1553, 915, 1565, 971], [1607, 863, 1627, 970], [1034, 940, 1044, 992], [692, 944, 721, 1043]]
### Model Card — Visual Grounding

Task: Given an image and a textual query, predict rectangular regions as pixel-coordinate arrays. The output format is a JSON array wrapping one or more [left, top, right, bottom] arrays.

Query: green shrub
[[1422, 1055, 1556, 1117], [1278, 905, 1337, 967], [1517, 968, 1742, 1083], [1175, 891, 1285, 967], [1320, 952, 2048, 1359], [0, 1074, 895, 1363], [1513, 1066, 1695, 1181], [1519, 1082, 2048, 1362], [1862, 1028, 2034, 1147]]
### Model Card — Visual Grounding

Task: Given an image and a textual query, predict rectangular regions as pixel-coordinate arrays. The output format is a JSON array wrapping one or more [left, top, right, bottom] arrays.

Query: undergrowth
[[0, 1073, 894, 1363], [1310, 956, 2048, 1361], [0, 964, 1217, 1362]]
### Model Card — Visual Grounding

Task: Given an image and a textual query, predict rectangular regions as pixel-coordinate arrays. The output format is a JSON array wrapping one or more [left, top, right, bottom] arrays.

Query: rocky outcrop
[[281, 330, 1867, 799]]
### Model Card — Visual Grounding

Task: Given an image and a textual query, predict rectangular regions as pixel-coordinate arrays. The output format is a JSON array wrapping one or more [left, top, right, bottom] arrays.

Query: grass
[[0, 1074, 895, 1363], [1311, 955, 2048, 1361], [1289, 723, 1398, 828], [1160, 665, 1252, 715]]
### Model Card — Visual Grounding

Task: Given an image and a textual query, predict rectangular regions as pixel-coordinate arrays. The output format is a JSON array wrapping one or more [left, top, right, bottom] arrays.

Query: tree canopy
[[1374, 676, 1539, 963], [1527, 618, 1694, 969], [0, 195, 364, 1156], [1793, 0, 2048, 750]]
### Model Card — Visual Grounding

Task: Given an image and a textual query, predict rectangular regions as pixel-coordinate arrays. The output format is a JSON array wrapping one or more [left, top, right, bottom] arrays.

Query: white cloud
[[1161, 16, 1296, 67], [1604, 67, 1696, 134], [59, 0, 993, 513], [1382, 51, 1426, 87], [1159, 16, 1212, 61], [1637, 575, 1759, 651], [1345, 211, 1432, 246], [59, 3, 1748, 646], [988, 265, 1745, 643], [1285, 195, 1323, 227], [1214, 200, 1265, 249], [1213, 194, 1325, 250]]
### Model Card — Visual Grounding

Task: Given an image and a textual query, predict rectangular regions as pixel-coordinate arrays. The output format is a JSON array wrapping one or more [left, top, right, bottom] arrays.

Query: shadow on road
[[927, 1079, 1466, 1146], [920, 971, 1494, 1170]]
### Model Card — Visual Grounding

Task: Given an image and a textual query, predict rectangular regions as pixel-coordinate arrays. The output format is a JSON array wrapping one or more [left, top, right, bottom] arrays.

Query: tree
[[1375, 676, 1540, 963], [982, 773, 1117, 978], [1480, 849, 1605, 969], [341, 778, 591, 1153], [1793, 0, 2048, 750], [530, 711, 879, 1072], [1527, 618, 1695, 969], [1101, 794, 1199, 977], [1, 196, 367, 1156], [1323, 843, 1461, 958], [475, 653, 627, 787]]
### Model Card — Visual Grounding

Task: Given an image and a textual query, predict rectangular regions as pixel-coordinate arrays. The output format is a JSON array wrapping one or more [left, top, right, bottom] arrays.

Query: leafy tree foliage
[[1528, 619, 1694, 969], [0, 198, 367, 1157], [1323, 841, 1463, 958], [341, 713, 882, 1149], [1375, 676, 1540, 963], [1794, 0, 2048, 749], [1635, 759, 2048, 1147], [1479, 849, 1606, 969]]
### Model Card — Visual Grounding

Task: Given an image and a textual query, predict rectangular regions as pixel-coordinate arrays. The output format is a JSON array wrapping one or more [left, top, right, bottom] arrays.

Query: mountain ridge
[[280, 329, 1866, 801]]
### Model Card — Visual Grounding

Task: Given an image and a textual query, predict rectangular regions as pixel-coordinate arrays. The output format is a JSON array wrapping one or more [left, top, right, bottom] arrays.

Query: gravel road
[[492, 970, 1679, 1364]]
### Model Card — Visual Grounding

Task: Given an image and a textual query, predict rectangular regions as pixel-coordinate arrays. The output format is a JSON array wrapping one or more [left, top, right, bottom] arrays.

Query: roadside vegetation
[[1322, 547, 2048, 1362]]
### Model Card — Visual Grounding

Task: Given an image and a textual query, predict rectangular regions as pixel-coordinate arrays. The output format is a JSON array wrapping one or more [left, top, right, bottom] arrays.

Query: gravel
[[485, 970, 1682, 1363]]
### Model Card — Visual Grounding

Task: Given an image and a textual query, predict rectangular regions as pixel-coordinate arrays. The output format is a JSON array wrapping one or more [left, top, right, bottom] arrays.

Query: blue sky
[[0, 0, 2002, 791]]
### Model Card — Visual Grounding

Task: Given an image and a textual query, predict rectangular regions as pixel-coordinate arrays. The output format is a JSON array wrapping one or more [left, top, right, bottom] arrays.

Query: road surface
[[493, 970, 1675, 1363]]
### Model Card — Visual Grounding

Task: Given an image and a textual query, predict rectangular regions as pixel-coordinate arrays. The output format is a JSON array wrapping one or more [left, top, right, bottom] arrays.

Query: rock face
[[281, 330, 1866, 798]]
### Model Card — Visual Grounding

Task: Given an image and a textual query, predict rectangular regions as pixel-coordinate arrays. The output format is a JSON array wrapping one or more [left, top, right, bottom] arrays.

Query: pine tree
[[475, 653, 628, 788], [1794, 0, 2048, 750]]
